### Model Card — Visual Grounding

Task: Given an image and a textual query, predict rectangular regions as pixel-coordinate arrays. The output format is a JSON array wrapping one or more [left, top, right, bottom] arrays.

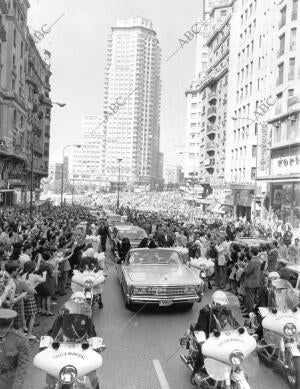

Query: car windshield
[[268, 279, 298, 311], [120, 230, 147, 240], [60, 313, 93, 342], [128, 250, 182, 265]]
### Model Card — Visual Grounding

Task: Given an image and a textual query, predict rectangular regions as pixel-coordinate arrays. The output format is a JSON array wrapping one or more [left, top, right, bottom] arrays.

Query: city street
[[24, 243, 290, 389]]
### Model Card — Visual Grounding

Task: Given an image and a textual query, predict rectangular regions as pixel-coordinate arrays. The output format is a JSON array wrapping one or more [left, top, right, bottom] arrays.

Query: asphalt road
[[24, 243, 289, 389]]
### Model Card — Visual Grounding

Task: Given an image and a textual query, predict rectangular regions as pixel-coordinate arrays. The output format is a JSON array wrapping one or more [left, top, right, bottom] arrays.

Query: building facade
[[226, 0, 277, 219], [258, 0, 300, 228], [0, 0, 51, 206], [103, 17, 161, 189], [183, 3, 207, 181], [71, 115, 106, 191]]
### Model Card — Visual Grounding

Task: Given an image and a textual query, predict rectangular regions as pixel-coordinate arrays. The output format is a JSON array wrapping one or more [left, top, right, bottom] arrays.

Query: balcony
[[206, 141, 216, 153], [208, 92, 217, 102], [287, 96, 300, 107], [0, 23, 6, 42], [207, 124, 216, 136], [207, 106, 217, 117]]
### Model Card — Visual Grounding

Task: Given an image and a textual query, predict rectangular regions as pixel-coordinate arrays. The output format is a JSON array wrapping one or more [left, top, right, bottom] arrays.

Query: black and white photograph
[[0, 0, 299, 388]]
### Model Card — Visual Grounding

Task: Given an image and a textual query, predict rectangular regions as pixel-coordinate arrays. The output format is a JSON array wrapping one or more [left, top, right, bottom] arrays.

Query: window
[[251, 167, 256, 179], [289, 58, 295, 80], [280, 6, 287, 28], [221, 10, 227, 16], [279, 34, 285, 56], [292, 0, 298, 21], [252, 145, 257, 157], [290, 28, 297, 51], [277, 63, 284, 85], [13, 29, 16, 47]]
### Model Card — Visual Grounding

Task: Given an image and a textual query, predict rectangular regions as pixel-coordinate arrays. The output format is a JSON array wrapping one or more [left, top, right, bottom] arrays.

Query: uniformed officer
[[0, 309, 30, 389]]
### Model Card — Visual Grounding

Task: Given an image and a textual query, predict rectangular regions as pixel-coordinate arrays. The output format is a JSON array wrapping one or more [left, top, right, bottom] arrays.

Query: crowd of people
[[0, 198, 299, 388]]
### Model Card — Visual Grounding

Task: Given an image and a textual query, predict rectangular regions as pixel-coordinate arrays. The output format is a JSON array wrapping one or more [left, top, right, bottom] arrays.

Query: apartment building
[[257, 0, 300, 228], [183, 2, 207, 181], [71, 115, 106, 191], [0, 0, 51, 205], [226, 0, 277, 219], [198, 1, 232, 196], [103, 17, 161, 189]]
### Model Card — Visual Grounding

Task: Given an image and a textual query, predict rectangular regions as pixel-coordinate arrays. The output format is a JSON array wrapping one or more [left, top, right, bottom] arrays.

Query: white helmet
[[211, 290, 229, 307], [268, 272, 280, 281]]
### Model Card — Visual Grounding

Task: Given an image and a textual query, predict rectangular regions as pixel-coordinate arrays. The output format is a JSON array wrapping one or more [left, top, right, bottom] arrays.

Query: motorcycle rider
[[191, 291, 239, 382], [78, 253, 104, 309], [45, 300, 99, 389]]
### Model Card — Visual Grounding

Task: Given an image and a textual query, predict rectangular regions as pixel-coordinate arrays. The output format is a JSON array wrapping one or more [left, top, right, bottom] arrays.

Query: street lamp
[[60, 144, 81, 207], [116, 158, 122, 209], [231, 116, 262, 222]]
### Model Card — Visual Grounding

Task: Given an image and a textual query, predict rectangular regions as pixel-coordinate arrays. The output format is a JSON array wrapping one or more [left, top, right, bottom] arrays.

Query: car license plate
[[159, 300, 172, 306]]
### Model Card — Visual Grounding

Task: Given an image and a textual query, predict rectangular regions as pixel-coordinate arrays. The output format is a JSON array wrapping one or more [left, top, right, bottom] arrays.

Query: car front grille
[[146, 287, 187, 296]]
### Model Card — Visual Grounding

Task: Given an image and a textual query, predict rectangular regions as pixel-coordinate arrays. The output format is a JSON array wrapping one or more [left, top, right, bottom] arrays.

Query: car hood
[[125, 264, 199, 285]]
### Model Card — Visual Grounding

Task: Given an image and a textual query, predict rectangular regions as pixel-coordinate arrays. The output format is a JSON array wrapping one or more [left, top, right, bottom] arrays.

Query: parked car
[[116, 248, 203, 310]]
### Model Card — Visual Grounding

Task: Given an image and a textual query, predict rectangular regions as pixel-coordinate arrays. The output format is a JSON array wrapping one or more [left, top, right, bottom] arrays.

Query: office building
[[71, 115, 106, 190], [257, 0, 300, 228], [226, 0, 277, 218]]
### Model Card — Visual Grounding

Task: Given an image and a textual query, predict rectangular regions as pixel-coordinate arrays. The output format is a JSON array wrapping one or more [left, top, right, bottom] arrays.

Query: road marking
[[152, 359, 170, 389]]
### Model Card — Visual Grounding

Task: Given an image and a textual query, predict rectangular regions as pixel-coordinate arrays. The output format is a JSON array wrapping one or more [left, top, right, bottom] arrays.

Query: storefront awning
[[257, 174, 300, 183]]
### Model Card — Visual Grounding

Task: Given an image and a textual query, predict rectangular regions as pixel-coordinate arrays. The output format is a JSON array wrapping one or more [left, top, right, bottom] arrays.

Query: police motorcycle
[[71, 259, 106, 309], [34, 300, 106, 389], [180, 291, 258, 389], [248, 278, 300, 388]]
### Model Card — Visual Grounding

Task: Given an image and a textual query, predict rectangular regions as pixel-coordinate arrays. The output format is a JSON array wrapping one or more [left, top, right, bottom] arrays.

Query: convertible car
[[116, 248, 203, 310]]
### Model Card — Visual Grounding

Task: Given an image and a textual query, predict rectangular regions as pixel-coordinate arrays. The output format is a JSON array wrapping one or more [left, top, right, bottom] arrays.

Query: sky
[[27, 0, 204, 163]]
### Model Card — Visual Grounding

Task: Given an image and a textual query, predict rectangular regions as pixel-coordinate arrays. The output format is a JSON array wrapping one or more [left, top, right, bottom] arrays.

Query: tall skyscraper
[[103, 17, 161, 189], [71, 115, 106, 190]]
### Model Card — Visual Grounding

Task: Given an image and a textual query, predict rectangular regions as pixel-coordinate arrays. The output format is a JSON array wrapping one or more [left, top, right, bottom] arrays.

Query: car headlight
[[284, 323, 297, 337], [84, 280, 93, 289], [229, 350, 244, 366], [184, 286, 197, 294], [59, 365, 78, 384]]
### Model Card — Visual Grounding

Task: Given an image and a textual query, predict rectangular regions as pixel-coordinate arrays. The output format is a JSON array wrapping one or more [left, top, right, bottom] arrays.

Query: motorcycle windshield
[[61, 314, 93, 342], [203, 293, 259, 382], [268, 279, 297, 312]]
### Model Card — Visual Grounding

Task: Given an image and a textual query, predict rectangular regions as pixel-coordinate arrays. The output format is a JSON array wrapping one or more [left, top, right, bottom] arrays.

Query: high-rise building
[[183, 0, 207, 180], [0, 0, 52, 206], [103, 17, 161, 189], [71, 115, 106, 190], [226, 0, 277, 219], [257, 0, 300, 228]]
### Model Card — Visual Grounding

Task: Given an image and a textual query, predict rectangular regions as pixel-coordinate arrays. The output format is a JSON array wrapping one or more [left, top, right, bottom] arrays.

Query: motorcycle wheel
[[285, 350, 300, 389]]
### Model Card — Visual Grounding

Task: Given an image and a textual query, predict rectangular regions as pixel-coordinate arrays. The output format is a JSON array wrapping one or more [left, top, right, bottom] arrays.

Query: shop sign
[[259, 123, 268, 172], [233, 189, 253, 207], [271, 155, 300, 175]]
